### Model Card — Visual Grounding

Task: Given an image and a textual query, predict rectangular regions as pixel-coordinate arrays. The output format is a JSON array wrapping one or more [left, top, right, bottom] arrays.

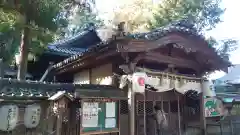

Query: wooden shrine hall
[[0, 20, 231, 135], [43, 20, 229, 81], [38, 20, 231, 135]]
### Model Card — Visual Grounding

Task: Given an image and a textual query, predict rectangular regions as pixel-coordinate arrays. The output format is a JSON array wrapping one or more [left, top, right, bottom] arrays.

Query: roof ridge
[[50, 20, 229, 74], [48, 30, 89, 47], [53, 40, 109, 69], [48, 24, 97, 47]]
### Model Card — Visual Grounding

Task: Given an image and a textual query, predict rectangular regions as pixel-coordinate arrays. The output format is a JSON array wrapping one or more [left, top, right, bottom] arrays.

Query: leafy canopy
[[64, 6, 103, 37], [110, 0, 237, 60], [148, 0, 225, 32], [0, 0, 72, 63]]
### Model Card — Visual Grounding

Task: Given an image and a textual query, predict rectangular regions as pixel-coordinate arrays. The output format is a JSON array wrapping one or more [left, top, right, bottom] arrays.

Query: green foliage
[[0, 29, 20, 63], [149, 0, 224, 32], [65, 7, 103, 37], [0, 8, 20, 63], [0, 0, 73, 63], [207, 37, 238, 60], [148, 0, 237, 60]]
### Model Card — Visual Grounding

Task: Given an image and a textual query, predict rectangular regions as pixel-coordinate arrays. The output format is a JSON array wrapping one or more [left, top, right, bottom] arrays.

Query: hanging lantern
[[24, 104, 41, 128], [0, 105, 19, 131]]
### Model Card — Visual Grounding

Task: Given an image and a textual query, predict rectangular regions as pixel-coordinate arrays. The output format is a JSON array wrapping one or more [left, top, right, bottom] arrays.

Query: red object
[[138, 77, 145, 86]]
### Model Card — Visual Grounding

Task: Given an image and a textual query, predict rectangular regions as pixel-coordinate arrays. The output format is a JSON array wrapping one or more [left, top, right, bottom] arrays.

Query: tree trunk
[[17, 16, 31, 80]]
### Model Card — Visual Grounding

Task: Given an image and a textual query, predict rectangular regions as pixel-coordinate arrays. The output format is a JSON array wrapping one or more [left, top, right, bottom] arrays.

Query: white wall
[[74, 70, 90, 84], [73, 64, 113, 85]]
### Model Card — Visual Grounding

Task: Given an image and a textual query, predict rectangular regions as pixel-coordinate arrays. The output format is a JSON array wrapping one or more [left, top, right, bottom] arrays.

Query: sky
[[95, 0, 240, 80], [207, 0, 240, 80]]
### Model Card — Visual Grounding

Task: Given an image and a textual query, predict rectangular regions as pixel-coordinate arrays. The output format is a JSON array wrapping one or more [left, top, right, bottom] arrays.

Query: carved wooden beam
[[56, 50, 117, 74], [117, 33, 229, 71], [143, 52, 201, 72]]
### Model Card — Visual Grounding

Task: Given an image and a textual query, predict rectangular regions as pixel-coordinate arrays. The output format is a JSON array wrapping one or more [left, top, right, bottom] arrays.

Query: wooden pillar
[[40, 101, 50, 133], [177, 95, 182, 135], [53, 76, 56, 82], [56, 100, 64, 135], [200, 80, 207, 135], [89, 69, 92, 84], [129, 85, 135, 135], [143, 91, 146, 135], [0, 59, 3, 78]]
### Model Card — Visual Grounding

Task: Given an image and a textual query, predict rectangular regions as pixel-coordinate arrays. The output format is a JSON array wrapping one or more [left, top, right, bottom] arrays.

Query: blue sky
[[208, 0, 240, 79]]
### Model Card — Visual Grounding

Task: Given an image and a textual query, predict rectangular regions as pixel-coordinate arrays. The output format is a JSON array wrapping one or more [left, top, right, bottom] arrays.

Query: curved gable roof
[[51, 20, 230, 74], [47, 26, 101, 56]]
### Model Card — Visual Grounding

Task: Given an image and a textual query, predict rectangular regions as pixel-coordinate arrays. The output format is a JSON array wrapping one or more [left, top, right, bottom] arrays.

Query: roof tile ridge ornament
[[114, 22, 127, 38]]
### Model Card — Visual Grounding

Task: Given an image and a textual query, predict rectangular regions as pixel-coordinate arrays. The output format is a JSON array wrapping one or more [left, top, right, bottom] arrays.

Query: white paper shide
[[24, 104, 41, 128], [0, 105, 19, 131]]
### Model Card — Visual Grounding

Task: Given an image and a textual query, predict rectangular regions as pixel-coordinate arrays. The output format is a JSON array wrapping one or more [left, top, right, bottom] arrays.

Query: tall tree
[[108, 0, 237, 61], [0, 8, 21, 63], [108, 0, 155, 33], [0, 27, 20, 64], [148, 0, 238, 60], [65, 6, 103, 37], [0, 0, 72, 80], [148, 0, 224, 32]]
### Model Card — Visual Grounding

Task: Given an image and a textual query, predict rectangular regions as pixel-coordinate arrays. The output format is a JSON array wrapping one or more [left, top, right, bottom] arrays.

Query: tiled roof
[[0, 78, 123, 99], [0, 78, 73, 99], [52, 41, 110, 68], [47, 31, 90, 56], [129, 20, 203, 41], [48, 31, 89, 47], [47, 26, 98, 56], [52, 20, 206, 69], [47, 45, 85, 55]]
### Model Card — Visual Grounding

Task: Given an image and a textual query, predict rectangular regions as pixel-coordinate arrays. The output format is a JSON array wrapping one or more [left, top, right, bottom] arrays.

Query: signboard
[[82, 102, 99, 127], [204, 98, 223, 117], [81, 100, 118, 132]]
